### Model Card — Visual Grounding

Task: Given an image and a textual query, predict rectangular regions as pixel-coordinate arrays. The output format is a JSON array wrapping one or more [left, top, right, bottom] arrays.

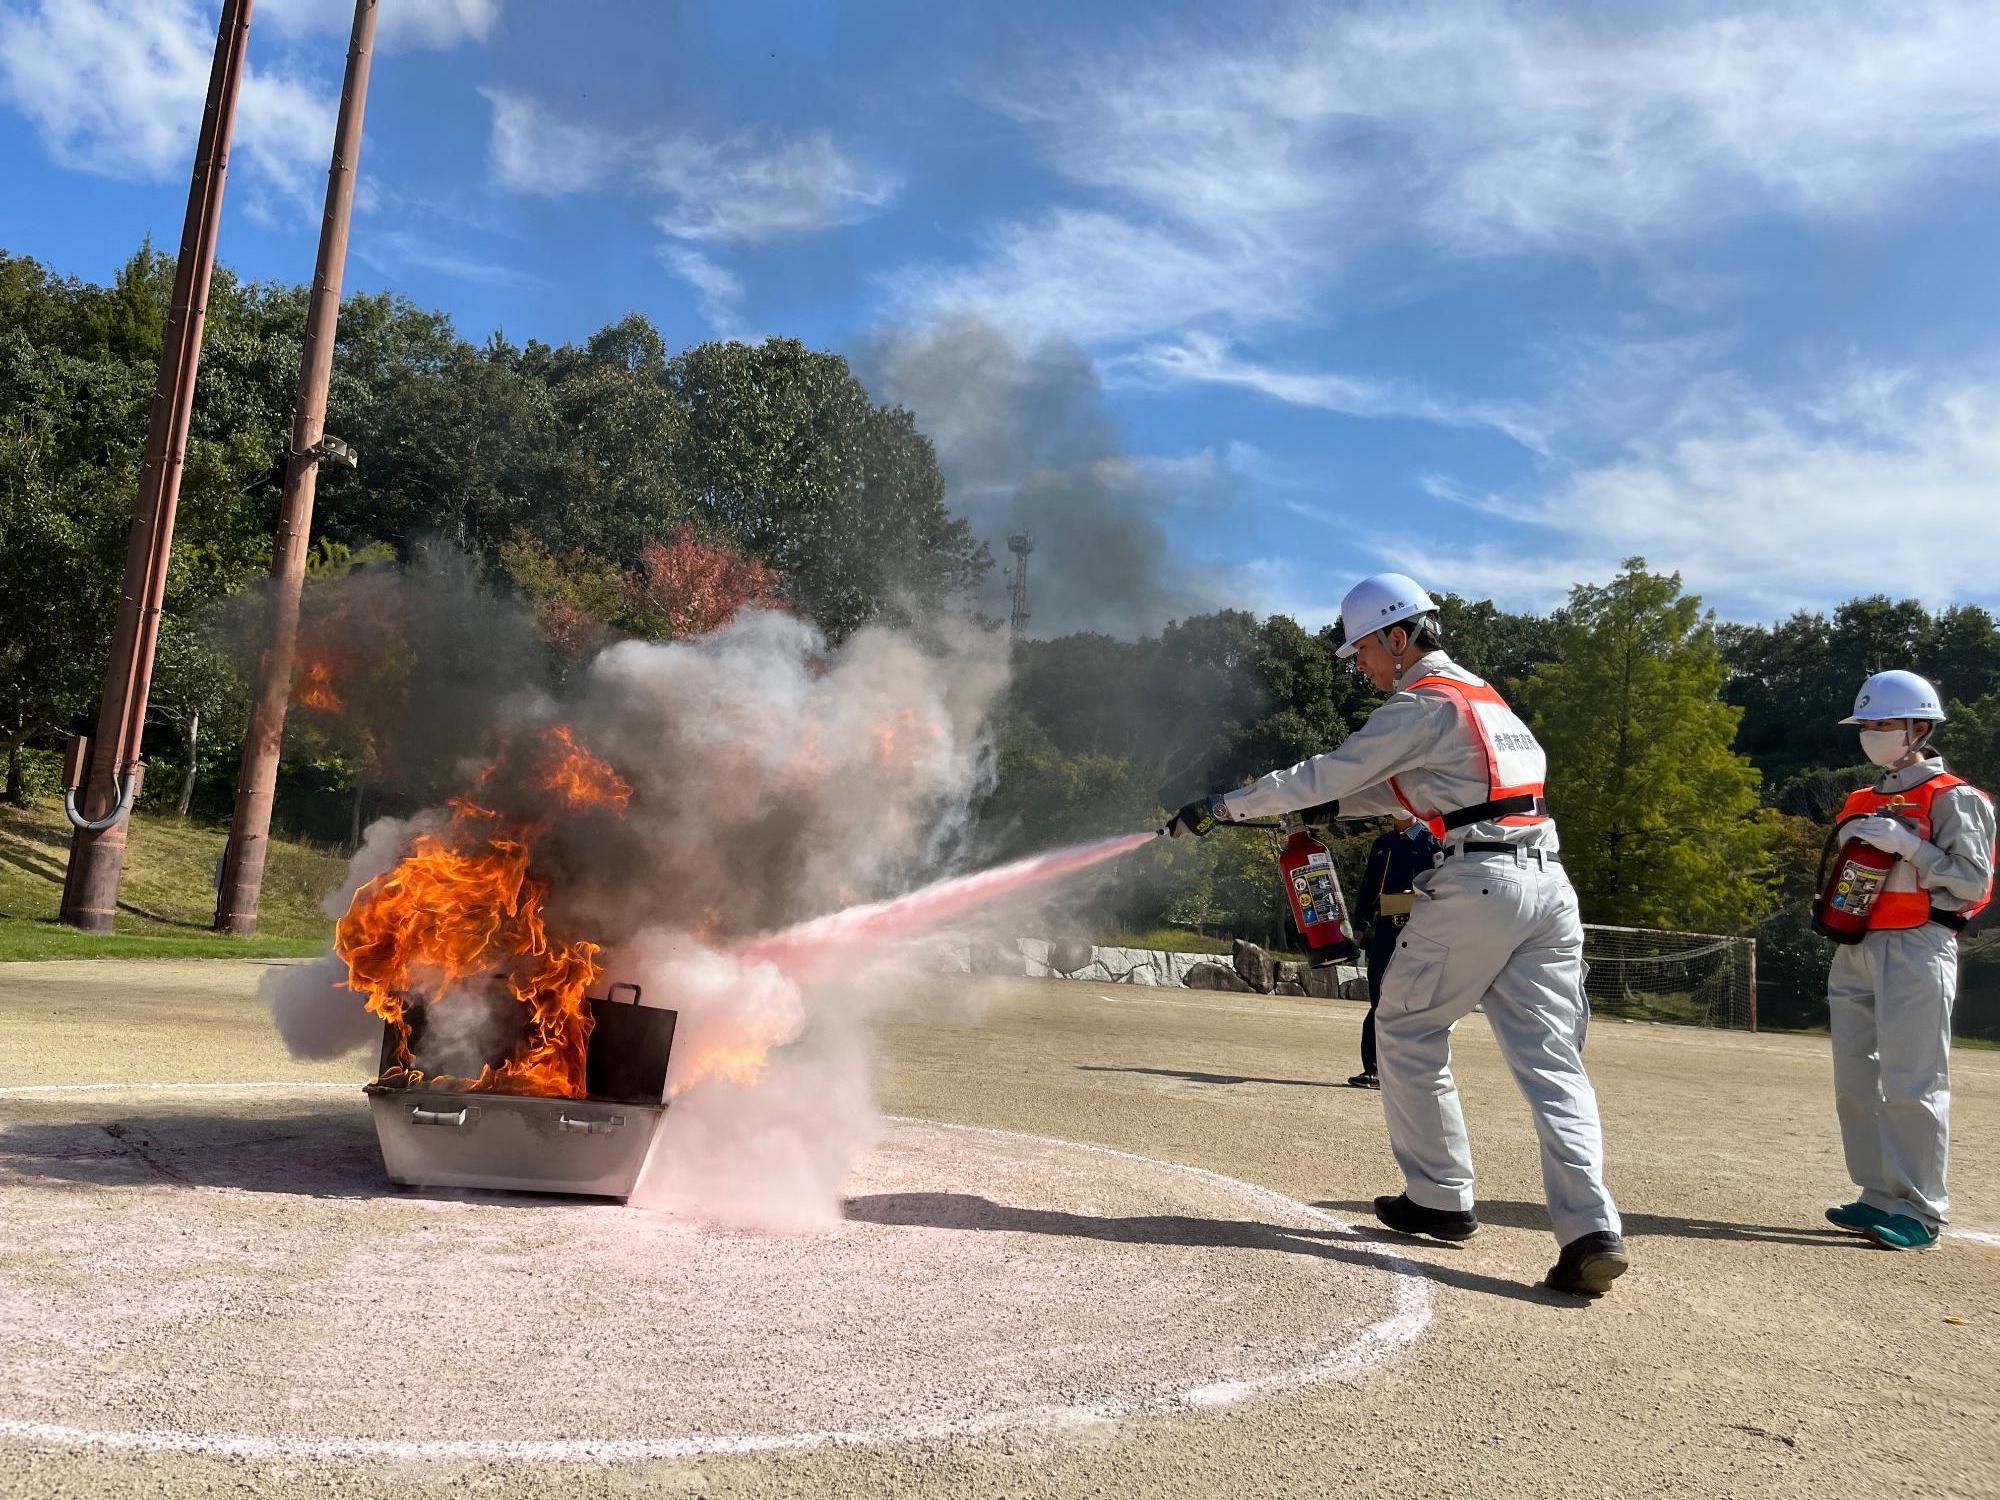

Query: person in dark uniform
[[1349, 810, 1440, 1088]]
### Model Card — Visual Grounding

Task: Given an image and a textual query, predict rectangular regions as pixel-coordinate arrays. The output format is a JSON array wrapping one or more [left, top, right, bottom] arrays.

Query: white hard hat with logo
[[1839, 669, 1947, 725], [1335, 572, 1440, 659]]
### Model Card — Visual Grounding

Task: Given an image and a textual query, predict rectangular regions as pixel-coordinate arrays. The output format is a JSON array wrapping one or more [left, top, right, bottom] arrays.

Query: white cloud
[[1108, 334, 1550, 452], [480, 87, 617, 195], [659, 243, 747, 340], [480, 89, 897, 243], [884, 2, 2000, 348], [647, 131, 899, 243], [260, 0, 500, 49], [355, 228, 538, 287], [1374, 369, 2000, 618], [0, 0, 334, 197]]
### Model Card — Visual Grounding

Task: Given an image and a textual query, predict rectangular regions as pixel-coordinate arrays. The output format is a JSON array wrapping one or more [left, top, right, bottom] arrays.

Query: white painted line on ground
[[1946, 1228, 2000, 1249], [0, 1082, 1432, 1464]]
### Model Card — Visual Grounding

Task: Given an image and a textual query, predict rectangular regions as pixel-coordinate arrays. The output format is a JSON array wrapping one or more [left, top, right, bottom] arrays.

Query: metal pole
[[59, 0, 256, 932], [1745, 937, 1758, 1033], [215, 0, 378, 935]]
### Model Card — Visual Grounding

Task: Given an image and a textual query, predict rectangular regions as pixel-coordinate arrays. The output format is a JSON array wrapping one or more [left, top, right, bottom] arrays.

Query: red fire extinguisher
[[1811, 816, 1900, 944], [1274, 813, 1359, 966]]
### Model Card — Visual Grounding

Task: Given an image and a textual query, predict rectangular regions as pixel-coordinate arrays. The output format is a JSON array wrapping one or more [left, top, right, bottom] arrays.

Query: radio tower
[[1006, 532, 1033, 637]]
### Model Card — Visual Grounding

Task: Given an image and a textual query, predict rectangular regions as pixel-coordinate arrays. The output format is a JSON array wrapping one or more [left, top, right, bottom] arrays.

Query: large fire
[[336, 724, 632, 1098]]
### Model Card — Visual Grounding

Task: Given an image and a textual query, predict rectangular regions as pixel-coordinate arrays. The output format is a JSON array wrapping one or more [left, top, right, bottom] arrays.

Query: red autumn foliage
[[622, 528, 788, 641]]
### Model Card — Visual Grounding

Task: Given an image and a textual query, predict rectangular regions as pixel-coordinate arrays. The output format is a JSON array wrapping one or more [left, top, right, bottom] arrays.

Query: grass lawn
[[0, 801, 343, 962]]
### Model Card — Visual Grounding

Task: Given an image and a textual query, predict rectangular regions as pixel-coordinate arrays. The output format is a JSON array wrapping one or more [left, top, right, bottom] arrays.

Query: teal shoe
[[1825, 1201, 1893, 1235], [1865, 1215, 1939, 1251]]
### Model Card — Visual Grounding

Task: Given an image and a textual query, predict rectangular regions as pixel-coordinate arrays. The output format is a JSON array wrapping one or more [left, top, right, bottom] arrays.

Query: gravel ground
[[1, 959, 1997, 1498]]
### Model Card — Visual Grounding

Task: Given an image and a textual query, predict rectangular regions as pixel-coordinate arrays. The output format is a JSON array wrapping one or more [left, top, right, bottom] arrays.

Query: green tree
[[1524, 559, 1780, 931]]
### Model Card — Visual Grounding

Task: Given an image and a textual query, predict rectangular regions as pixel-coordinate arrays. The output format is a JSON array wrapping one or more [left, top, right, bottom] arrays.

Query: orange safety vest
[[1836, 771, 1994, 931], [1389, 675, 1551, 841]]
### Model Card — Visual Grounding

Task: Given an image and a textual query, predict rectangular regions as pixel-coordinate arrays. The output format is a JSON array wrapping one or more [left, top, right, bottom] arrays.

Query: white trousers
[[1827, 924, 1956, 1228], [1375, 851, 1621, 1245]]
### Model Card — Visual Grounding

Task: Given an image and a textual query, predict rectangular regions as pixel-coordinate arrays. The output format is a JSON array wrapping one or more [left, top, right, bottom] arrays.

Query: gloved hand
[[1848, 815, 1922, 860], [1165, 794, 1230, 838]]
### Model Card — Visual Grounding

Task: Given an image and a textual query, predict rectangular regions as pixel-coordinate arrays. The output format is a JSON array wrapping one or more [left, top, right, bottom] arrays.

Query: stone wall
[[929, 934, 1366, 998]]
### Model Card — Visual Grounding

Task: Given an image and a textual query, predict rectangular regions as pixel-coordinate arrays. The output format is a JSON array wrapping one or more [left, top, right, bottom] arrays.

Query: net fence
[[1582, 923, 1757, 1030]]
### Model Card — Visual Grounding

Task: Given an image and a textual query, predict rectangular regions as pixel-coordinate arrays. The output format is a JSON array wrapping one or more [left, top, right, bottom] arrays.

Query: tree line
[[4, 242, 1995, 1032]]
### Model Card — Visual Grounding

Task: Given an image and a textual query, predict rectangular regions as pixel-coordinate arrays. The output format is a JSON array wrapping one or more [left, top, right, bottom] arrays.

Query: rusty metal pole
[[215, 0, 378, 935], [59, 0, 256, 933]]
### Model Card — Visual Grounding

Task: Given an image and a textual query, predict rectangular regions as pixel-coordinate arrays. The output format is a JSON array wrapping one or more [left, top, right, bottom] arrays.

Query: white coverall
[[1828, 757, 1996, 1229], [1222, 651, 1620, 1245]]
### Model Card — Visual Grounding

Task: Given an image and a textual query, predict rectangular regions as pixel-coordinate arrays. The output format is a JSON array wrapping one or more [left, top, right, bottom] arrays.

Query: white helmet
[[1335, 572, 1439, 659], [1839, 669, 1947, 725]]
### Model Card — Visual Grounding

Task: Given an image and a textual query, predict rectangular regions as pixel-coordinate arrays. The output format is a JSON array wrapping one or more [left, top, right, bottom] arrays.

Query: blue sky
[[4, 0, 1999, 636]]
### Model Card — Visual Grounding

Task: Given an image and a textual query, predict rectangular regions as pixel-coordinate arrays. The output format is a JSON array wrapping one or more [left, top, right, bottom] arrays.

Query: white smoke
[[269, 601, 1011, 1230]]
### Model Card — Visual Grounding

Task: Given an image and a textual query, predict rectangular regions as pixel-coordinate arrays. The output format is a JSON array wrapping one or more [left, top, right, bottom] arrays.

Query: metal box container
[[364, 983, 678, 1201]]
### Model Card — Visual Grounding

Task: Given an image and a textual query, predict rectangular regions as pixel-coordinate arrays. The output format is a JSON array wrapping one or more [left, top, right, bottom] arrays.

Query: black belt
[[1440, 841, 1561, 866], [1439, 794, 1546, 832], [1931, 908, 1970, 933]]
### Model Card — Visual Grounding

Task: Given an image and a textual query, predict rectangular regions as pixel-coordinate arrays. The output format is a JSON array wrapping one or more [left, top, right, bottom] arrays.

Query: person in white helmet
[[1168, 572, 1626, 1296], [1823, 670, 1995, 1251]]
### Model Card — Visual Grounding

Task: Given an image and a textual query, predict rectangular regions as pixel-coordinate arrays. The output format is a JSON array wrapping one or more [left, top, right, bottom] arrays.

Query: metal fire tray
[[364, 1085, 664, 1200], [364, 981, 678, 1201]]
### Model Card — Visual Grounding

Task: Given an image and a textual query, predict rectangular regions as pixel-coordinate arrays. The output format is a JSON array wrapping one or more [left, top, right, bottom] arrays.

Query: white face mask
[[1860, 728, 1913, 768]]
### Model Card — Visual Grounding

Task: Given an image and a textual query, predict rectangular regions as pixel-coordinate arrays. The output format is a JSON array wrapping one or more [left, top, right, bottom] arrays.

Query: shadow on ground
[[1313, 1197, 1869, 1249], [1078, 1064, 1347, 1089], [0, 1103, 549, 1206], [845, 1189, 1594, 1307]]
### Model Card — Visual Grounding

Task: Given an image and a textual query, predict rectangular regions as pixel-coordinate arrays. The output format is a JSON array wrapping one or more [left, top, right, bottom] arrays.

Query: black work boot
[[1373, 1192, 1478, 1241], [1545, 1230, 1629, 1296]]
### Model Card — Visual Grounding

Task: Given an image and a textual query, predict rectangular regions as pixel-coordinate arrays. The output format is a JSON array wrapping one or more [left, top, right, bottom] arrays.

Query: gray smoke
[[863, 318, 1225, 638], [264, 589, 1014, 1230]]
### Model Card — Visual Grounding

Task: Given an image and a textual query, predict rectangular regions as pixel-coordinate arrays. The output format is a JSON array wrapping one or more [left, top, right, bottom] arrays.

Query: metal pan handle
[[604, 982, 642, 1005], [410, 1106, 476, 1128], [558, 1113, 626, 1135]]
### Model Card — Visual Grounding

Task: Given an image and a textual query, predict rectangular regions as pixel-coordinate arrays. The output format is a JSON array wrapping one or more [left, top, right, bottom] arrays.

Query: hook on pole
[[64, 772, 139, 833]]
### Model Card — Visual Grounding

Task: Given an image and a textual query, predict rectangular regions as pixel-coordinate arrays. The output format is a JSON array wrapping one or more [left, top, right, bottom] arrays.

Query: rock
[[1301, 964, 1345, 1000], [1340, 976, 1372, 1001], [1231, 939, 1276, 993], [969, 936, 1022, 976], [1273, 980, 1306, 996], [1274, 960, 1302, 986], [1184, 960, 1254, 992], [1047, 937, 1096, 976]]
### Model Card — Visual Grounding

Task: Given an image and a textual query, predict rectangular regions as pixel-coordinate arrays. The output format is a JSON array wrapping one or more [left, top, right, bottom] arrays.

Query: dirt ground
[[2, 959, 1997, 1499]]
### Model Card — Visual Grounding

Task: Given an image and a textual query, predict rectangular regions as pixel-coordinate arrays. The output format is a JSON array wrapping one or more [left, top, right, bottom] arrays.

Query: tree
[[1524, 559, 1780, 932], [667, 338, 988, 638]]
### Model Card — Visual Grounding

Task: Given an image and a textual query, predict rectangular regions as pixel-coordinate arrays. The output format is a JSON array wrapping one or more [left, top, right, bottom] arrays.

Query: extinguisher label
[[1298, 867, 1345, 926], [1829, 863, 1886, 913]]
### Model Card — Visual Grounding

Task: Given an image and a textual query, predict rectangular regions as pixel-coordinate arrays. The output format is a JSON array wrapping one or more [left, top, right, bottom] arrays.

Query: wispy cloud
[[0, 0, 334, 201], [1107, 334, 1551, 452], [260, 0, 501, 50], [1374, 368, 2000, 617], [884, 2, 2000, 349], [659, 244, 747, 340], [480, 89, 898, 243], [483, 87, 897, 337], [355, 229, 539, 288]]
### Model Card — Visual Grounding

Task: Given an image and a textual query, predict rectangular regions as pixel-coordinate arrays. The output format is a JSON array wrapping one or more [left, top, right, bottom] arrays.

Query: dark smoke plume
[[862, 318, 1225, 638]]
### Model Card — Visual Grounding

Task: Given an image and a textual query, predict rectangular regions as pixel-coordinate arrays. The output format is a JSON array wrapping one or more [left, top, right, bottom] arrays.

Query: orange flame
[[299, 659, 344, 714], [538, 723, 631, 812], [335, 725, 630, 1098]]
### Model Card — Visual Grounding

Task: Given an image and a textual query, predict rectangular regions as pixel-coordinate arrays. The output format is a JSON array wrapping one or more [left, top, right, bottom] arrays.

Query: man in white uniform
[[1169, 573, 1627, 1295], [1822, 671, 1995, 1251]]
